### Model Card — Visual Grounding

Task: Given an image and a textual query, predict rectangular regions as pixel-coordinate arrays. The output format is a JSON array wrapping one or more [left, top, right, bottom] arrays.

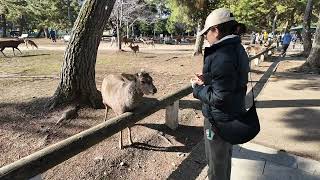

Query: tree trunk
[[44, 27, 50, 38], [193, 19, 205, 56], [304, 13, 320, 69], [302, 0, 313, 57], [272, 14, 278, 35], [48, 0, 116, 109], [131, 25, 134, 37], [1, 14, 7, 37], [116, 8, 122, 50], [126, 21, 129, 38], [18, 15, 25, 35], [67, 0, 72, 27]]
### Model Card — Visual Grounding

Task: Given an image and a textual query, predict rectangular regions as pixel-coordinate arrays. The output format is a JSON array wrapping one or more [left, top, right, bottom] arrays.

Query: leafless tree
[[109, 0, 156, 50]]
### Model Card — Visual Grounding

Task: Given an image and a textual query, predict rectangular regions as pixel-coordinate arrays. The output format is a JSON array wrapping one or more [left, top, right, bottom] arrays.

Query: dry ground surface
[[0, 38, 311, 179]]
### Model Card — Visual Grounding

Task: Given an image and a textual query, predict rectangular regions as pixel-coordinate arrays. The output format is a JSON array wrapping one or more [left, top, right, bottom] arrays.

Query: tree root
[[290, 63, 320, 74], [56, 105, 79, 125]]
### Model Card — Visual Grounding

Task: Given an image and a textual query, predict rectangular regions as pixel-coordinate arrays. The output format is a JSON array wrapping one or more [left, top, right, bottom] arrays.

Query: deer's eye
[[141, 81, 145, 84]]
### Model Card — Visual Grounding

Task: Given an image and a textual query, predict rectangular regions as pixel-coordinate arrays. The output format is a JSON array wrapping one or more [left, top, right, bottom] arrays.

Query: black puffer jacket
[[193, 36, 249, 123]]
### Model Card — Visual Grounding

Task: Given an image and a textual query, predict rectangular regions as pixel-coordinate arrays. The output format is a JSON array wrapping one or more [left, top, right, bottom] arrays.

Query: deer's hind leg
[[15, 47, 22, 54], [0, 48, 6, 57], [103, 105, 110, 122], [12, 47, 16, 56]]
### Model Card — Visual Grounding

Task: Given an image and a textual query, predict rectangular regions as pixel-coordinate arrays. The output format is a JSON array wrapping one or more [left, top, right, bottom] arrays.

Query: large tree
[[47, 0, 116, 109], [299, 13, 320, 72], [302, 0, 313, 57]]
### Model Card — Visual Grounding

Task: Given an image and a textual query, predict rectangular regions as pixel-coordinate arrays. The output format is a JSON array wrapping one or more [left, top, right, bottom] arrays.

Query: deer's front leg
[[119, 130, 123, 149]]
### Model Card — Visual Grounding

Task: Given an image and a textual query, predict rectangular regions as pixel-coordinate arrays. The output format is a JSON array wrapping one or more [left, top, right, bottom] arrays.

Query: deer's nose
[[153, 88, 157, 94]]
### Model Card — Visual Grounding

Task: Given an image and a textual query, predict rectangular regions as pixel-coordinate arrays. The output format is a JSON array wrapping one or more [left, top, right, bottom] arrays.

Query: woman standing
[[191, 8, 249, 180]]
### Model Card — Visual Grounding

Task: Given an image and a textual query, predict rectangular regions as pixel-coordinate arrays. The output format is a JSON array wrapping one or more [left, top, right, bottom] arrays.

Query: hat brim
[[197, 26, 210, 36]]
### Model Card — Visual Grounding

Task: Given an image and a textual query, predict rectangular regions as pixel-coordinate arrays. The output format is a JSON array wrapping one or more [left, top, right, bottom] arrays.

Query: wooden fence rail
[[0, 46, 275, 180]]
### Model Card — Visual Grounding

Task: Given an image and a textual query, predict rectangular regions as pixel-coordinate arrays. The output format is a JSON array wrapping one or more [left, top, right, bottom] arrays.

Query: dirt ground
[[0, 38, 301, 179]]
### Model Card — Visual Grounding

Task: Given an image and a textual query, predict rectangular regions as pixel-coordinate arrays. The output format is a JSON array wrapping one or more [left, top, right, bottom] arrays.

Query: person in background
[[255, 32, 260, 44], [251, 31, 256, 44], [281, 31, 292, 57], [291, 33, 297, 49], [263, 31, 268, 44], [49, 29, 56, 42], [110, 27, 117, 47], [259, 32, 264, 45]]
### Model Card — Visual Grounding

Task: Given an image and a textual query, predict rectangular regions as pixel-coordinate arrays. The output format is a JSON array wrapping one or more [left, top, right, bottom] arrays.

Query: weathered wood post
[[165, 100, 179, 130], [29, 174, 42, 180]]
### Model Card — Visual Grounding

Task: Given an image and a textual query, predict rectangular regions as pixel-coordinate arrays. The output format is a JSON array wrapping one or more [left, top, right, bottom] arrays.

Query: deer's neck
[[124, 81, 143, 109]]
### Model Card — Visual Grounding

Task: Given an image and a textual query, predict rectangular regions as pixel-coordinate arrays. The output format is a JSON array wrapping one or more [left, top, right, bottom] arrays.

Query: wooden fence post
[[165, 100, 179, 130], [29, 174, 42, 180], [259, 54, 265, 64]]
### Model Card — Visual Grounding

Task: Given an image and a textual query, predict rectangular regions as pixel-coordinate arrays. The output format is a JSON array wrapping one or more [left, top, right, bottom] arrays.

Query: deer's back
[[101, 74, 141, 114], [0, 40, 23, 48]]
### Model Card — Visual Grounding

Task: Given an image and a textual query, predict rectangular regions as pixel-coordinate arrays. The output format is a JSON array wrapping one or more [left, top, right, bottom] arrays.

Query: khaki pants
[[204, 118, 232, 180]]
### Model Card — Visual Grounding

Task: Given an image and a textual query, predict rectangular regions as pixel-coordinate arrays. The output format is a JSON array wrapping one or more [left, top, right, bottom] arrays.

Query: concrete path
[[253, 53, 320, 160], [194, 142, 320, 180]]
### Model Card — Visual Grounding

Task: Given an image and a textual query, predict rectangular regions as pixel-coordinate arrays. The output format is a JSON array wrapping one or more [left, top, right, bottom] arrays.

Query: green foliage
[[138, 20, 153, 35], [154, 19, 167, 34], [163, 0, 320, 34], [165, 0, 220, 35], [0, 0, 81, 31], [223, 0, 320, 32]]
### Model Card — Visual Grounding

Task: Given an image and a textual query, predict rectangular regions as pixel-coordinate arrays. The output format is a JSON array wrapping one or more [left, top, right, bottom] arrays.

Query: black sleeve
[[193, 54, 237, 107]]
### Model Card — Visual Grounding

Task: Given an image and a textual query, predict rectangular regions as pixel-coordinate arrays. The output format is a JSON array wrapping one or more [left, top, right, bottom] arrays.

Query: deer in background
[[24, 39, 38, 49], [101, 70, 157, 149], [140, 38, 155, 48], [0, 39, 25, 56], [129, 42, 139, 55], [122, 36, 134, 46]]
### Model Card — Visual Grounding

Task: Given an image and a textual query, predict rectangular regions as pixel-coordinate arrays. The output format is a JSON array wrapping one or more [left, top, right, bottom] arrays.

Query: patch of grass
[[0, 50, 63, 76]]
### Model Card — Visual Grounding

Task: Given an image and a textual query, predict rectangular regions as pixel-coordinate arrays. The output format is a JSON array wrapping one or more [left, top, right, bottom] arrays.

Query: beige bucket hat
[[198, 8, 235, 36]]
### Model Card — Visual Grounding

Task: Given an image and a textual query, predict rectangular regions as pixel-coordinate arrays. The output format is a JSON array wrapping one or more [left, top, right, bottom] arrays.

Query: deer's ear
[[138, 69, 146, 76]]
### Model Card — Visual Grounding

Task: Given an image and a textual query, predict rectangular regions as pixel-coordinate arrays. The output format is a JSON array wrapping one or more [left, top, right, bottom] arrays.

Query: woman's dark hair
[[215, 20, 247, 39]]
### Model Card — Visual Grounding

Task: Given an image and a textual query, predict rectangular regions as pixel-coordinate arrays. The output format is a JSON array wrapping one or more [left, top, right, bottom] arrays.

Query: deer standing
[[129, 42, 139, 55], [101, 71, 157, 149]]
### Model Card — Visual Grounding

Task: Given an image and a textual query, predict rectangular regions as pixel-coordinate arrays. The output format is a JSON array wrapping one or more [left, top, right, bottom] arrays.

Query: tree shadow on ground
[[282, 108, 320, 143], [131, 123, 203, 153], [179, 99, 202, 110], [0, 97, 50, 124], [0, 53, 50, 58], [256, 99, 320, 108], [256, 106, 320, 157], [0, 97, 98, 139], [17, 53, 51, 58]]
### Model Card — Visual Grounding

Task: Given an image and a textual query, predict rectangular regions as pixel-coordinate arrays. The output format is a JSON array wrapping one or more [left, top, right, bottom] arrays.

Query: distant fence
[[0, 46, 275, 180]]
